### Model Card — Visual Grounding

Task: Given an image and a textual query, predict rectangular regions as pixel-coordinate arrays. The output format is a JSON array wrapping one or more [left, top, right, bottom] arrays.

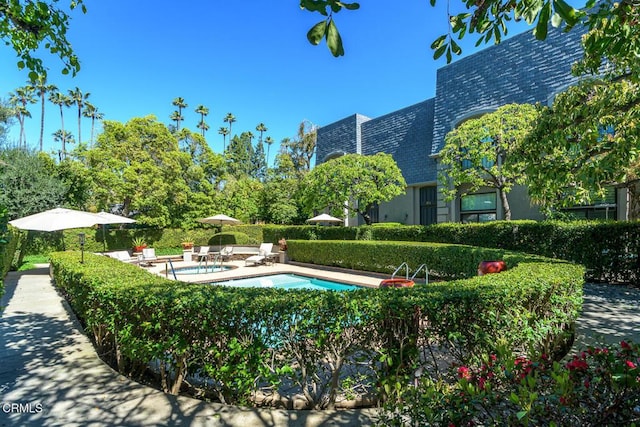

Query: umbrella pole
[[102, 224, 106, 252]]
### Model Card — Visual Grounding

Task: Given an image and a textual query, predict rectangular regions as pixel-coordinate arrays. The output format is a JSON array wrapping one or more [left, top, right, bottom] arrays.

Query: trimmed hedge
[[50, 241, 582, 409], [267, 221, 640, 284], [287, 239, 551, 279]]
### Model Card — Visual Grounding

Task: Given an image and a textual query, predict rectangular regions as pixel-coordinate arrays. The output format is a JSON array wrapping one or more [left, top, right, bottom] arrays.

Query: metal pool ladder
[[391, 262, 429, 285]]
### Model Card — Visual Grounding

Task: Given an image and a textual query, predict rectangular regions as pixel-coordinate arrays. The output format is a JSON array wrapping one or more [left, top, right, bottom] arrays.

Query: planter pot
[[379, 279, 415, 288], [477, 260, 507, 276]]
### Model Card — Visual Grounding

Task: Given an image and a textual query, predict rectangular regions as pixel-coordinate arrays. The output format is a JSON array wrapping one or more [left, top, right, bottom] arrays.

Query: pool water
[[174, 265, 233, 275], [211, 274, 359, 291]]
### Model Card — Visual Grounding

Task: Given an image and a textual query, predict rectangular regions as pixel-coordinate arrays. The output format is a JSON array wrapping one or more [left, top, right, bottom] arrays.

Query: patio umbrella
[[306, 213, 344, 225], [9, 207, 103, 263], [9, 207, 101, 232], [94, 211, 137, 252], [199, 214, 241, 247]]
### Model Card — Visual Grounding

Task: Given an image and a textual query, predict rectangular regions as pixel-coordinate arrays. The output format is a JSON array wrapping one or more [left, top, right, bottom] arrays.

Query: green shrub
[[209, 232, 251, 246], [49, 240, 582, 409], [224, 225, 264, 244], [383, 341, 640, 426]]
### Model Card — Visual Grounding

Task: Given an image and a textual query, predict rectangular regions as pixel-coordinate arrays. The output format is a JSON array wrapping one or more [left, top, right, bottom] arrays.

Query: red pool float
[[477, 260, 507, 276], [379, 278, 415, 288]]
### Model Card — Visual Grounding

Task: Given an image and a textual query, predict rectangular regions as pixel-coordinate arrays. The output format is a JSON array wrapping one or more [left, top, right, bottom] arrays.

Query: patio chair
[[142, 248, 157, 262], [245, 243, 274, 266], [106, 250, 136, 263], [196, 246, 210, 262], [220, 246, 233, 262]]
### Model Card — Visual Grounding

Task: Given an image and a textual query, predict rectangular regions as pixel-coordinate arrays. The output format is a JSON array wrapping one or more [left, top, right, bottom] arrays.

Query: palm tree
[[223, 113, 236, 138], [169, 111, 183, 131], [264, 136, 274, 166], [68, 87, 90, 144], [31, 76, 57, 151], [256, 123, 267, 144], [195, 104, 209, 137], [83, 102, 104, 144], [9, 86, 36, 147], [49, 90, 72, 139], [218, 127, 230, 151], [197, 121, 210, 137], [246, 131, 254, 147], [53, 129, 75, 159], [172, 97, 188, 130]]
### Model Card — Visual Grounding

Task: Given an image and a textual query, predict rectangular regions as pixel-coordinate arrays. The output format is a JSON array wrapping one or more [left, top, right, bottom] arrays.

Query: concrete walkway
[[1, 268, 638, 426], [0, 268, 377, 427]]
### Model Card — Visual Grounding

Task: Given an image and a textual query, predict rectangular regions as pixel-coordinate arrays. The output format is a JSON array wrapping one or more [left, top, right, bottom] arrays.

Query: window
[[460, 136, 495, 170], [563, 186, 617, 220], [460, 192, 497, 223], [420, 186, 437, 225]]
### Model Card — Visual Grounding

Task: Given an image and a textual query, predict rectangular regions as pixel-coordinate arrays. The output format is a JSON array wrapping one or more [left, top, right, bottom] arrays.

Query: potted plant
[[132, 236, 147, 252], [181, 241, 194, 250]]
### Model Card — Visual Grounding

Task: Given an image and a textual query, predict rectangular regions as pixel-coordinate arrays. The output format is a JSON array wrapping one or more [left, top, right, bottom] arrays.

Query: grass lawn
[[18, 255, 50, 271]]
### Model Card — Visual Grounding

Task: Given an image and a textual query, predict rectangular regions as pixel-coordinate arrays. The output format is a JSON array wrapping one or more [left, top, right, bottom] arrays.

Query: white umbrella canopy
[[94, 211, 137, 251], [8, 207, 101, 232], [94, 211, 137, 225], [199, 214, 241, 248], [199, 214, 241, 226], [306, 213, 344, 224]]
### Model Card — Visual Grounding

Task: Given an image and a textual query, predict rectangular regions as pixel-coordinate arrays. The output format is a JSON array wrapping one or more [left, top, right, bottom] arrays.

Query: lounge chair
[[220, 246, 233, 262], [245, 243, 274, 266], [106, 250, 136, 263], [196, 246, 210, 262], [142, 248, 157, 262]]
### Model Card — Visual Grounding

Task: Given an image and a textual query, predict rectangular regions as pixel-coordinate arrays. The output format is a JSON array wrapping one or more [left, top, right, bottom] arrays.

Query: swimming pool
[[174, 265, 233, 275], [211, 274, 359, 291]]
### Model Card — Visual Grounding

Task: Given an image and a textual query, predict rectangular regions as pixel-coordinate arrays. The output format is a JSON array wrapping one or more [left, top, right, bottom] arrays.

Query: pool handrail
[[167, 259, 178, 280], [391, 262, 410, 280], [411, 264, 429, 285]]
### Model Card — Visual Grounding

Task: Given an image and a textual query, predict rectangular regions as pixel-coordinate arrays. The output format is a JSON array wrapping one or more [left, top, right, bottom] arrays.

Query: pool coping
[[145, 259, 386, 288]]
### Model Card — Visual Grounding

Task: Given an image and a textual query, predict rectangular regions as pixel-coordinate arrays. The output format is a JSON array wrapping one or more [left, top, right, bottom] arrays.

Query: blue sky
[[1, 1, 544, 163]]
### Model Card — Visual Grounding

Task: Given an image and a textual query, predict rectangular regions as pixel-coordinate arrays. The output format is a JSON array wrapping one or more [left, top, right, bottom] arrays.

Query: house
[[315, 25, 626, 225]]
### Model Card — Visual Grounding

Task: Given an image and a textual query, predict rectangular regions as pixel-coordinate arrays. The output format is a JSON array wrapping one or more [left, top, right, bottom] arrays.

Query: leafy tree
[[30, 75, 56, 151], [86, 116, 192, 227], [439, 104, 540, 221], [301, 0, 638, 80], [518, 78, 640, 219], [1, 0, 86, 79], [251, 140, 267, 181], [573, 0, 640, 80], [177, 129, 225, 189], [220, 176, 263, 223], [225, 132, 254, 178], [303, 152, 406, 225], [261, 175, 303, 224], [0, 148, 67, 219], [68, 87, 89, 144], [280, 120, 317, 174], [0, 99, 15, 144]]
